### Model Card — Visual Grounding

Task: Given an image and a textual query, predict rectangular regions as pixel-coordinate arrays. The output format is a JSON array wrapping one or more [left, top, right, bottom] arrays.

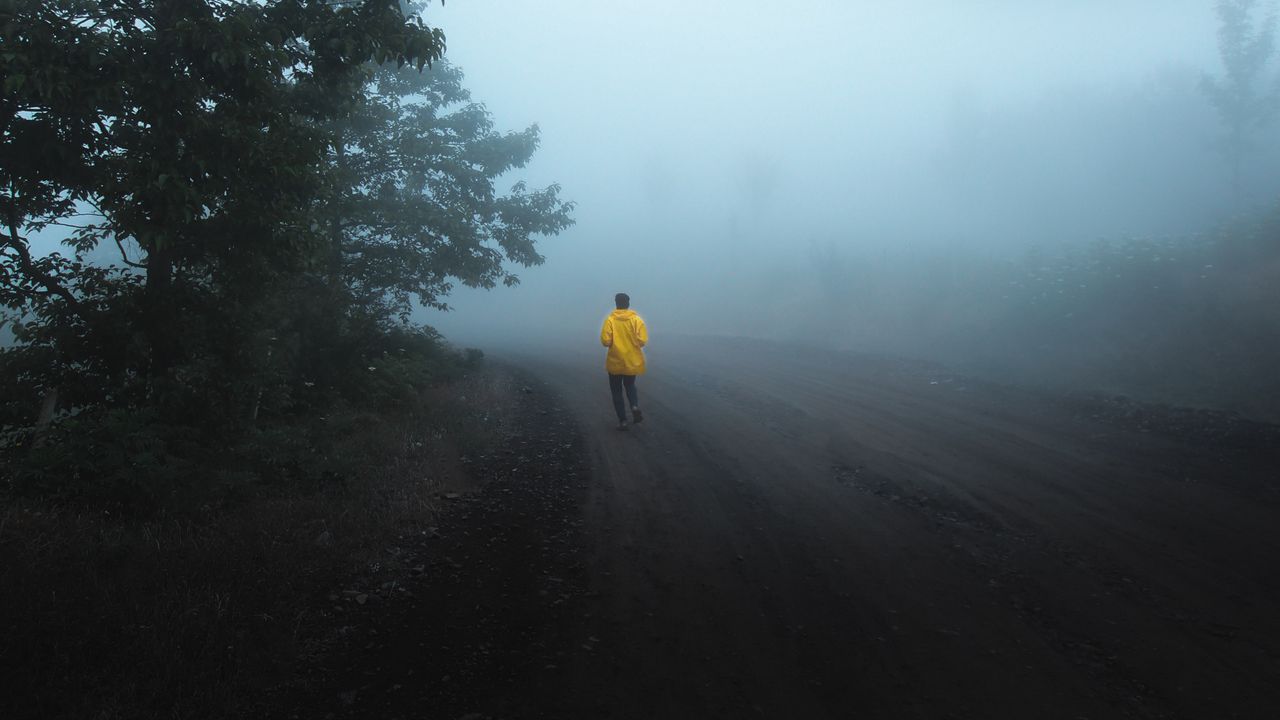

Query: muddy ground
[[272, 336, 1280, 719]]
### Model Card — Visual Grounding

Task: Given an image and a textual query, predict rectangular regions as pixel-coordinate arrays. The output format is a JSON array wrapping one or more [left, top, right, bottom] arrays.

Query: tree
[[2, 0, 444, 367], [324, 61, 574, 319], [1, 1, 573, 434], [288, 59, 575, 398], [1, 0, 444, 416], [1201, 0, 1280, 195]]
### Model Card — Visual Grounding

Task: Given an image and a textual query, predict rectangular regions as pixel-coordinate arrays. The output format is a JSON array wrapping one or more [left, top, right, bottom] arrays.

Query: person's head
[[615, 292, 630, 309]]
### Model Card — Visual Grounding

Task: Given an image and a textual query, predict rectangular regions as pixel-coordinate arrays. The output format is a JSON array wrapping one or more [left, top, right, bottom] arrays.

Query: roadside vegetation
[[773, 205, 1280, 420], [0, 2, 571, 717], [756, 0, 1280, 419], [0, 352, 518, 720]]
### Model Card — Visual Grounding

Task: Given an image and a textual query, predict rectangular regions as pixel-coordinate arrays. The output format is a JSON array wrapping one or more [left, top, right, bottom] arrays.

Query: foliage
[[0, 1, 573, 510], [770, 206, 1280, 419], [0, 365, 521, 720], [329, 61, 575, 316]]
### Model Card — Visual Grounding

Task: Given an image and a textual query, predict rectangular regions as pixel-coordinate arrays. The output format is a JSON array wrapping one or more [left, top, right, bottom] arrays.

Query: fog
[[409, 1, 1280, 415], [19, 1, 1267, 411]]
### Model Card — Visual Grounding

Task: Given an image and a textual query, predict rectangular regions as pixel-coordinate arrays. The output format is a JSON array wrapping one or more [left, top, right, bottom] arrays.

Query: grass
[[0, 364, 521, 720]]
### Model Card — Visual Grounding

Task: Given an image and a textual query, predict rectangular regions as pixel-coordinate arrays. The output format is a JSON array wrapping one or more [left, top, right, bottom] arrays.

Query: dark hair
[[614, 292, 630, 309]]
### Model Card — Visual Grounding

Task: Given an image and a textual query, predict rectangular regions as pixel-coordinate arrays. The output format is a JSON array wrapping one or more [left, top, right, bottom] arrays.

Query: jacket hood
[[612, 309, 637, 318]]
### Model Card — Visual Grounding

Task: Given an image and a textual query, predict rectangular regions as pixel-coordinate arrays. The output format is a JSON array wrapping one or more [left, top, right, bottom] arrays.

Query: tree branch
[[114, 234, 147, 269], [4, 210, 84, 315], [41, 219, 99, 230]]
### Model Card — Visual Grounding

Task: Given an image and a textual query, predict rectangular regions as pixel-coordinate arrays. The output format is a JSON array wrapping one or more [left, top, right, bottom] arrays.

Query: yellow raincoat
[[600, 309, 648, 375]]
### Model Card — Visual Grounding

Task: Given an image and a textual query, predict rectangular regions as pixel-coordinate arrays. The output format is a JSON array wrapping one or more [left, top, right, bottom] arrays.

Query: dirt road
[[283, 336, 1280, 719]]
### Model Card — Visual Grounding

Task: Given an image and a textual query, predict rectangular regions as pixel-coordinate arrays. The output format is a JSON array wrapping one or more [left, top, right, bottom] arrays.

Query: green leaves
[[321, 60, 573, 316], [2, 1, 568, 440]]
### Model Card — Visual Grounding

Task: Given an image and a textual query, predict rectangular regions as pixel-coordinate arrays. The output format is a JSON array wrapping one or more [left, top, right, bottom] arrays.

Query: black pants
[[608, 373, 638, 422]]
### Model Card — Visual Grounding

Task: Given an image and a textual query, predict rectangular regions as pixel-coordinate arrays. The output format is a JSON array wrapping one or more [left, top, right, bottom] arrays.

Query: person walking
[[600, 292, 648, 430]]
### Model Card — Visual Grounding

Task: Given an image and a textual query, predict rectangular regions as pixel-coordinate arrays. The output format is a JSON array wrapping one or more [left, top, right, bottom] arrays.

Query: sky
[[412, 1, 1258, 345]]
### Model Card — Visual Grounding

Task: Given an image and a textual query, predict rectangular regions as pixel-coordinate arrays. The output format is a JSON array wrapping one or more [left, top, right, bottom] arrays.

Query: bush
[[0, 350, 509, 720]]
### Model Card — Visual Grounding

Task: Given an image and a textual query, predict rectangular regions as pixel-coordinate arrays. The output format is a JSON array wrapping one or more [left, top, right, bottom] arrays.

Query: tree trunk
[[32, 386, 59, 448], [144, 243, 177, 378]]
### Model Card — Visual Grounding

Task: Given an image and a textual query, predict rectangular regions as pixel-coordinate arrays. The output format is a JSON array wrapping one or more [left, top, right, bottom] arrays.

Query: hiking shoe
[[631, 407, 644, 424], [617, 420, 630, 431]]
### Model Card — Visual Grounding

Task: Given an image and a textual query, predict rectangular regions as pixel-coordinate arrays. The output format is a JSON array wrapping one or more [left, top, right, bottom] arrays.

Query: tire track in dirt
[[519, 337, 1280, 719]]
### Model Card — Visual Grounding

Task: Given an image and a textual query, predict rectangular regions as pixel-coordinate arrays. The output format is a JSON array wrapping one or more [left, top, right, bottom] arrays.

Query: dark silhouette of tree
[[3, 0, 445, 381], [0, 1, 572, 429], [1201, 0, 1280, 195], [325, 61, 573, 318]]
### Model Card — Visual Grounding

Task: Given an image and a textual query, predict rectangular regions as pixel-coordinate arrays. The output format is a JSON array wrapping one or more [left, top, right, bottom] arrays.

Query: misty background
[[416, 0, 1280, 418], [14, 1, 1276, 416]]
